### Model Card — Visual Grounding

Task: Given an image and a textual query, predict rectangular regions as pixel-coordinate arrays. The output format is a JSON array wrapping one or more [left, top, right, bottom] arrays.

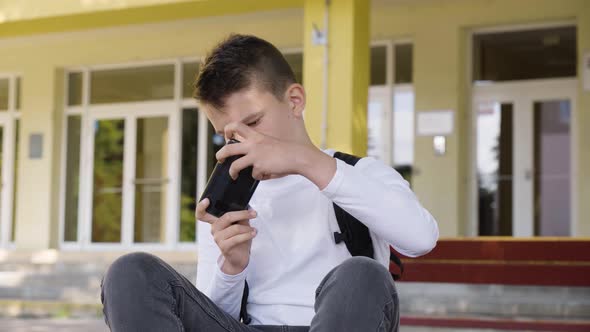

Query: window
[[477, 102, 513, 236], [394, 44, 413, 84], [63, 60, 210, 248], [180, 108, 199, 242], [0, 78, 8, 110], [473, 26, 576, 82], [183, 62, 200, 99], [392, 88, 414, 167], [134, 116, 169, 243], [207, 123, 225, 179], [90, 64, 175, 104], [367, 42, 414, 178], [11, 119, 20, 242], [283, 52, 303, 84], [371, 46, 387, 86], [63, 115, 81, 242], [68, 72, 83, 106], [91, 118, 125, 243], [15, 78, 20, 110]]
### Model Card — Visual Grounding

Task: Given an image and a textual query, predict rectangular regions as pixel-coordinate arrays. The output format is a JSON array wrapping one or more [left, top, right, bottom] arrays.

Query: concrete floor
[[0, 318, 528, 332]]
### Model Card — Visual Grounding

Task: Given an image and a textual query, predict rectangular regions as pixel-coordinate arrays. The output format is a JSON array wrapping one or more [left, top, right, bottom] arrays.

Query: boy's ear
[[285, 83, 306, 118]]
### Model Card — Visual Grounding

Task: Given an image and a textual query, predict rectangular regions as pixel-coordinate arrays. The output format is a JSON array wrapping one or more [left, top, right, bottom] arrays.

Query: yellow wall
[[0, 0, 588, 248]]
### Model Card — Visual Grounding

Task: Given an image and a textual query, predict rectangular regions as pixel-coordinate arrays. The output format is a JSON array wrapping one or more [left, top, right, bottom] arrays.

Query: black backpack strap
[[239, 280, 251, 324], [389, 251, 404, 280], [333, 151, 361, 166], [332, 152, 374, 258], [333, 151, 403, 280]]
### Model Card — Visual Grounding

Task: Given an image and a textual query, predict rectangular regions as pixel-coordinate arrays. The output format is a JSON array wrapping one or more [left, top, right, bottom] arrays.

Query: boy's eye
[[248, 118, 261, 126]]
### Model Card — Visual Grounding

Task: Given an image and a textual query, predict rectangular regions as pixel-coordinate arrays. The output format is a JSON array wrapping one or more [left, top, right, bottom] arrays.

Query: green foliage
[[91, 120, 124, 242]]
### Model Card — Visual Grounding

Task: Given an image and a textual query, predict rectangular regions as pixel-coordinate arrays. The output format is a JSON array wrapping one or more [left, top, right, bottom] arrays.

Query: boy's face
[[202, 83, 305, 143]]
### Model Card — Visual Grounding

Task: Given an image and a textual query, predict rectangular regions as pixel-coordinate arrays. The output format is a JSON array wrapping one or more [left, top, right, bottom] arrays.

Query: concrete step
[[0, 318, 526, 332]]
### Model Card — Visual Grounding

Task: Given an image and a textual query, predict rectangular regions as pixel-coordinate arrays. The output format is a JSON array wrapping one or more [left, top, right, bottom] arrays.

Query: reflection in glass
[[370, 46, 387, 86], [207, 123, 225, 179], [283, 53, 303, 84], [394, 44, 413, 84], [367, 100, 383, 159], [0, 78, 8, 110], [92, 119, 124, 243], [68, 72, 83, 106], [64, 116, 81, 242], [183, 62, 200, 99], [15, 78, 21, 110], [533, 100, 571, 236], [473, 26, 576, 82], [11, 120, 19, 241], [134, 117, 168, 243], [180, 108, 198, 242], [477, 102, 513, 236], [90, 65, 174, 104], [392, 89, 414, 166]]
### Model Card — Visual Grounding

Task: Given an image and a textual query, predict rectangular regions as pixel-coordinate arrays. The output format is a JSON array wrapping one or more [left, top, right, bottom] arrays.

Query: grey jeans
[[101, 252, 399, 332]]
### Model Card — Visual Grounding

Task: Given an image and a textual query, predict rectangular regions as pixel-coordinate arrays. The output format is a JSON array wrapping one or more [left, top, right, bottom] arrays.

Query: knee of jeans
[[336, 256, 395, 289], [103, 252, 161, 292]]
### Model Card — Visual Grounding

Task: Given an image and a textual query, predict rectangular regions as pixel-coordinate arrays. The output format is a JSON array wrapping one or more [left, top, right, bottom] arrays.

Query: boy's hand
[[196, 198, 257, 275], [216, 122, 337, 189]]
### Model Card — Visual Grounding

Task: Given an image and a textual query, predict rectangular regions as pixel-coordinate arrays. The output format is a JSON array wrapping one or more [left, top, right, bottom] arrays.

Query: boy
[[101, 34, 439, 332]]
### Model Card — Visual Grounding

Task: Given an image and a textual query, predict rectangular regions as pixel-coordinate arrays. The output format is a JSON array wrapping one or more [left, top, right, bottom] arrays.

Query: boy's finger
[[216, 142, 248, 164], [216, 224, 256, 242], [229, 155, 254, 180], [195, 198, 215, 223], [217, 209, 257, 230], [219, 230, 257, 253]]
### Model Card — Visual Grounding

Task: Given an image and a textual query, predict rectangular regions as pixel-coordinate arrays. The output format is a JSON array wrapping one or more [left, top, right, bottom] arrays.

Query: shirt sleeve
[[196, 220, 247, 320], [320, 156, 439, 257]]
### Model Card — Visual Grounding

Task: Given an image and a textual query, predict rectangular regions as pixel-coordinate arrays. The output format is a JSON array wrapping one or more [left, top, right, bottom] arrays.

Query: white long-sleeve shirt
[[196, 149, 439, 326]]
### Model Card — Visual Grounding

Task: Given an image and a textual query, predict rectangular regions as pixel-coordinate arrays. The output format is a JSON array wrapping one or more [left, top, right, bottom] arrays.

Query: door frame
[[0, 72, 20, 248], [470, 78, 578, 237], [0, 115, 16, 247]]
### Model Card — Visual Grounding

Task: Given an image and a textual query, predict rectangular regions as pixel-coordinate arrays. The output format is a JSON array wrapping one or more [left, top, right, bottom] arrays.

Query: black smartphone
[[199, 139, 260, 218]]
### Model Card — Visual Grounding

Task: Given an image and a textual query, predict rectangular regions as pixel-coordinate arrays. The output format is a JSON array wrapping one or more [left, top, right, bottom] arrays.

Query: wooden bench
[[390, 238, 590, 331]]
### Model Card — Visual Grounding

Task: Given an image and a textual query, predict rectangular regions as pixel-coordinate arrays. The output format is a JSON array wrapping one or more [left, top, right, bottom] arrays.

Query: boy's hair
[[194, 34, 297, 109]]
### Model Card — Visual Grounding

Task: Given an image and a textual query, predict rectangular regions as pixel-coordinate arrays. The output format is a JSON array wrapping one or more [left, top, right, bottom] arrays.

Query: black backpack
[[239, 151, 404, 324]]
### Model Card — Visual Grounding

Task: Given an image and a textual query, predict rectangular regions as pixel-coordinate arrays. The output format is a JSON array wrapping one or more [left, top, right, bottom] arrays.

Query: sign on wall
[[29, 133, 43, 159], [416, 110, 454, 136]]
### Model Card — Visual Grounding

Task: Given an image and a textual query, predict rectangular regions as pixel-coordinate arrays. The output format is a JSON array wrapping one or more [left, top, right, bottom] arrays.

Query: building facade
[[0, 0, 588, 254]]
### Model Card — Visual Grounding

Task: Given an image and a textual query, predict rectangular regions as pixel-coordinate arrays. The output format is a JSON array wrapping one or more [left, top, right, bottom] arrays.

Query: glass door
[[367, 86, 393, 164], [133, 115, 169, 244], [472, 79, 576, 237], [83, 103, 177, 248], [88, 117, 125, 244], [475, 101, 515, 236], [533, 100, 571, 236]]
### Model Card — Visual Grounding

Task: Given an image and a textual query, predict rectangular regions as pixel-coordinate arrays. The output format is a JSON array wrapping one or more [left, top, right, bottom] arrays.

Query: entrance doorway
[[472, 79, 576, 236]]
